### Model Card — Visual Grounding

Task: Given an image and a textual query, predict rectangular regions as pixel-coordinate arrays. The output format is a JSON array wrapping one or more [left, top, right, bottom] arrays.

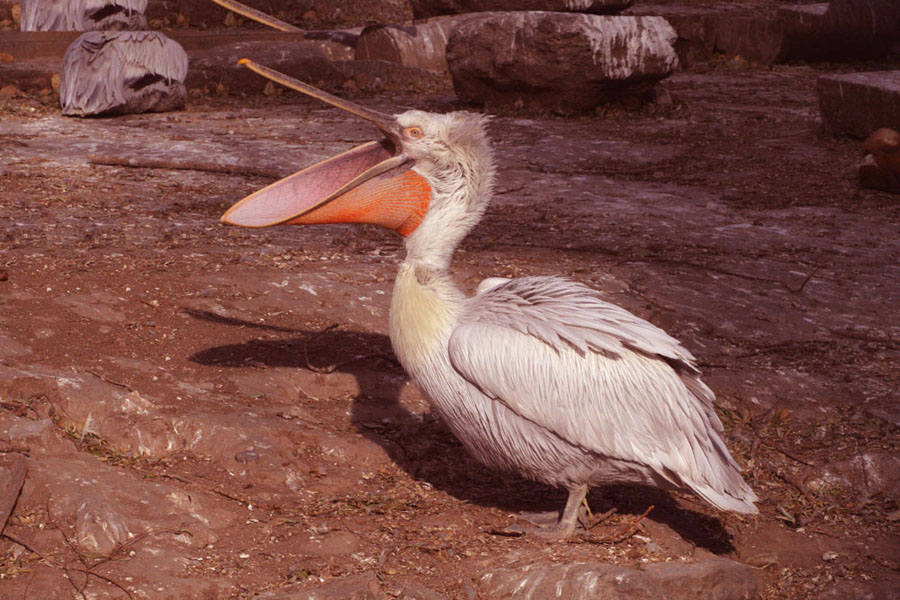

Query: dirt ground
[[1, 57, 899, 599]]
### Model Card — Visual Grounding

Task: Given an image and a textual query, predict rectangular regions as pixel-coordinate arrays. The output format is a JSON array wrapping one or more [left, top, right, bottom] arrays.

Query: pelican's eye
[[403, 126, 424, 140]]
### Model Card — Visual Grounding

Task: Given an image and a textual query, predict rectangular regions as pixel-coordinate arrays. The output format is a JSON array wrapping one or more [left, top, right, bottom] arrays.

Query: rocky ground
[[1, 52, 899, 600]]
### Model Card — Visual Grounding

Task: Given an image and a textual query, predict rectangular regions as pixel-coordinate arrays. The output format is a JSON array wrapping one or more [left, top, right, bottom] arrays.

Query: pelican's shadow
[[186, 308, 735, 554]]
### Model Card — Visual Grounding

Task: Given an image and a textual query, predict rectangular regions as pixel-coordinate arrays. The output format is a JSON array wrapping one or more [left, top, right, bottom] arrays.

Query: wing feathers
[[450, 276, 757, 513]]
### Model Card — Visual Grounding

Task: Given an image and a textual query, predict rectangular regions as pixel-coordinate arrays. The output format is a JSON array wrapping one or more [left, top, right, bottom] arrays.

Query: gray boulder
[[60, 31, 188, 117], [446, 12, 678, 113]]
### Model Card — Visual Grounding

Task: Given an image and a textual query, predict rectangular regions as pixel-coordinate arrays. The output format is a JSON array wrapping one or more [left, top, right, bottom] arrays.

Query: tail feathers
[[691, 481, 759, 515]]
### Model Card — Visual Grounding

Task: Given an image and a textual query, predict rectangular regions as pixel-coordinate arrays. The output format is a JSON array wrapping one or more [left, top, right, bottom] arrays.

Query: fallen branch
[[603, 505, 654, 544], [84, 369, 134, 392], [577, 505, 655, 545], [87, 154, 284, 180], [828, 327, 900, 350]]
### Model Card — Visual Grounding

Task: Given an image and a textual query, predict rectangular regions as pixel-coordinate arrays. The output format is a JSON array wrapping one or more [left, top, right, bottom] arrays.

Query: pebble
[[235, 449, 261, 463]]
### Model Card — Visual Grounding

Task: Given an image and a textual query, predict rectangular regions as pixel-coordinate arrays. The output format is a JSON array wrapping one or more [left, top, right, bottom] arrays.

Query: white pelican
[[222, 60, 759, 538], [60, 31, 188, 117], [21, 0, 147, 31]]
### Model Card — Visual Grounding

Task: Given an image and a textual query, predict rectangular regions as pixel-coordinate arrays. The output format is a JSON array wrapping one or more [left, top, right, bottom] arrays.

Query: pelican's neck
[[389, 176, 486, 369], [402, 155, 493, 273], [389, 113, 495, 367], [389, 262, 465, 372]]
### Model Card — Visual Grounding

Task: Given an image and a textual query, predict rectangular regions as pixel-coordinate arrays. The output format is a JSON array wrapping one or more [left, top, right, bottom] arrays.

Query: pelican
[[20, 0, 147, 31], [60, 31, 188, 117], [222, 60, 759, 538]]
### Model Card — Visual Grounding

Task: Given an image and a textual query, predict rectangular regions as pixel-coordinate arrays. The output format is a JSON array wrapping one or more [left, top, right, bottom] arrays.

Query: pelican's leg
[[504, 484, 588, 540], [555, 483, 589, 538], [578, 494, 617, 531]]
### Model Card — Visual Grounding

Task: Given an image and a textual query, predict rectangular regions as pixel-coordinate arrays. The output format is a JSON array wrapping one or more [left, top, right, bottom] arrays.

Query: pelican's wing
[[60, 31, 188, 116], [448, 276, 757, 513]]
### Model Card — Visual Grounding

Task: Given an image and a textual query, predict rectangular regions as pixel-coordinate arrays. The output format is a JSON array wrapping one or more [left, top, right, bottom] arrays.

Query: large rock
[[60, 31, 188, 117], [20, 0, 148, 31], [806, 450, 900, 497], [446, 12, 678, 113], [630, 0, 899, 67], [817, 71, 900, 138], [356, 15, 478, 77], [479, 557, 759, 600], [778, 0, 900, 61], [411, 0, 632, 19]]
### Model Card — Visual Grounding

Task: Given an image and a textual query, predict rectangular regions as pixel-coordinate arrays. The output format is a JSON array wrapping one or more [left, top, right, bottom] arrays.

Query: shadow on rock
[[186, 308, 735, 554]]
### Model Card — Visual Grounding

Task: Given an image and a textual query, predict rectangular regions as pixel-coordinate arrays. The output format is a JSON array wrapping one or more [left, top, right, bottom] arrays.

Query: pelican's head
[[221, 60, 495, 253]]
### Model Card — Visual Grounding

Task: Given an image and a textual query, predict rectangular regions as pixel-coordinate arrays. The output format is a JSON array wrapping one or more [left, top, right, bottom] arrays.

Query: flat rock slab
[[446, 12, 678, 113], [411, 0, 633, 19], [818, 71, 900, 138], [478, 556, 759, 599]]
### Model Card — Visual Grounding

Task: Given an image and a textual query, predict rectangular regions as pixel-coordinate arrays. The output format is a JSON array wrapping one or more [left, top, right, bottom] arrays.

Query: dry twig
[[88, 153, 284, 180]]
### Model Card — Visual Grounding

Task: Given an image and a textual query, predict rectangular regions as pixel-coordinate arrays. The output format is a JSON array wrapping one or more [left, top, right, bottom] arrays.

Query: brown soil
[[0, 59, 898, 598]]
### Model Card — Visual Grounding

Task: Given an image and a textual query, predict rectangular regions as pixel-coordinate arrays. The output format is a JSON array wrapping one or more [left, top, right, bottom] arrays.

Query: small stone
[[235, 449, 261, 463], [75, 503, 131, 556], [822, 551, 840, 561], [0, 84, 22, 98]]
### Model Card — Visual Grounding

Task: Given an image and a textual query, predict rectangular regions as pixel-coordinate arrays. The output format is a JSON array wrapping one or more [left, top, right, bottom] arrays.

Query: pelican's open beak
[[220, 60, 431, 236]]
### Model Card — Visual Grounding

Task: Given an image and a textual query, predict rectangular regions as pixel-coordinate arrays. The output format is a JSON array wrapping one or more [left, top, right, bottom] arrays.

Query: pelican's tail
[[690, 480, 759, 515]]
